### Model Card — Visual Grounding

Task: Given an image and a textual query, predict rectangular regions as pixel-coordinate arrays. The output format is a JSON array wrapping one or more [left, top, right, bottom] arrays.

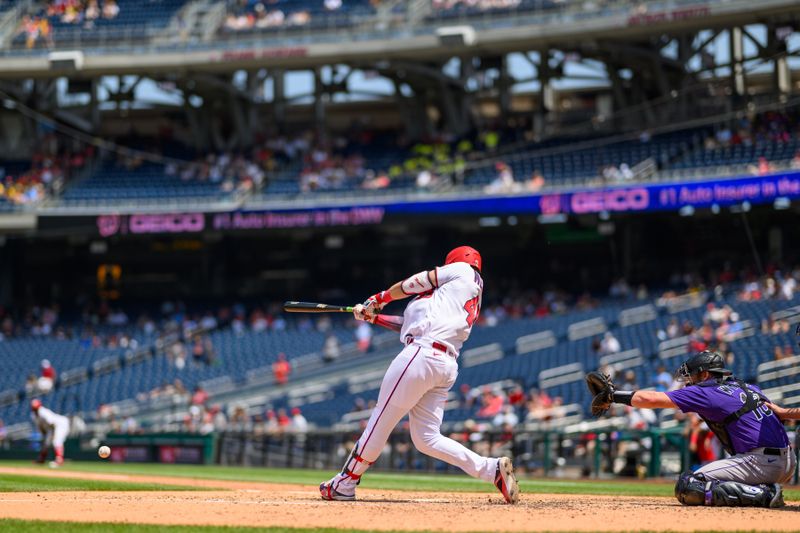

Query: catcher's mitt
[[585, 371, 615, 417]]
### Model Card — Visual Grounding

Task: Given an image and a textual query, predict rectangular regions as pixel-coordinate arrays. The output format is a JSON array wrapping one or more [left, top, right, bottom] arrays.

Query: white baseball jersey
[[33, 406, 69, 433], [400, 262, 483, 353]]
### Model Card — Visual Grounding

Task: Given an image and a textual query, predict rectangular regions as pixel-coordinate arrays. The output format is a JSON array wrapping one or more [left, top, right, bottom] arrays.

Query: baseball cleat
[[494, 456, 520, 504], [769, 483, 785, 508], [319, 481, 356, 501], [47, 461, 60, 469]]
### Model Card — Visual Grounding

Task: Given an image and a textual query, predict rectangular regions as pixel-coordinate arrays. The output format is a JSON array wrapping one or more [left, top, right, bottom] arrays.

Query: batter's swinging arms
[[319, 246, 520, 504]]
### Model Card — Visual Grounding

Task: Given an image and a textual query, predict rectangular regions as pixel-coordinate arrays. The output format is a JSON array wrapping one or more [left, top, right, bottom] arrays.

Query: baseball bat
[[283, 301, 355, 314]]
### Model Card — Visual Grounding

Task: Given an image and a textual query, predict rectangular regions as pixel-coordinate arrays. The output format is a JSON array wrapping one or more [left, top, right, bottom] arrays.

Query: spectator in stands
[[198, 408, 216, 435], [653, 365, 673, 392], [783, 345, 794, 360], [228, 405, 251, 432], [191, 386, 208, 407], [277, 408, 291, 429], [264, 409, 279, 434], [251, 309, 269, 332], [599, 332, 621, 355], [322, 333, 340, 363], [272, 352, 291, 385], [685, 414, 719, 469], [102, 0, 119, 19], [609, 278, 631, 299], [415, 169, 437, 189], [490, 422, 516, 458], [290, 407, 309, 433], [191, 335, 215, 366], [762, 316, 791, 335], [507, 384, 526, 408], [526, 171, 545, 192], [355, 321, 372, 352], [169, 340, 187, 369], [200, 312, 218, 330], [773, 346, 788, 361], [18, 16, 52, 50], [525, 389, 554, 422], [780, 273, 796, 300], [484, 162, 517, 194], [86, 0, 100, 20], [173, 379, 187, 397], [0, 419, 6, 445], [208, 405, 226, 432], [548, 396, 567, 420], [361, 170, 390, 190], [666, 318, 680, 339], [458, 384, 481, 409], [703, 303, 723, 325], [492, 405, 519, 428], [756, 157, 773, 176], [38, 359, 56, 393], [271, 314, 287, 331], [620, 370, 639, 391], [792, 151, 800, 170], [635, 284, 649, 300], [351, 397, 366, 413], [624, 404, 656, 431], [316, 315, 332, 332], [476, 387, 504, 418], [120, 415, 138, 434]]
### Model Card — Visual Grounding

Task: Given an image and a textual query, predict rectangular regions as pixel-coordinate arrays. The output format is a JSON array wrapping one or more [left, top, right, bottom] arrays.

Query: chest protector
[[695, 378, 766, 455]]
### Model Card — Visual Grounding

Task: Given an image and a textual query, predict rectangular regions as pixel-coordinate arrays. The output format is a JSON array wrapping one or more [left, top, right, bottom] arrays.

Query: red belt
[[405, 335, 455, 357], [432, 341, 449, 354]]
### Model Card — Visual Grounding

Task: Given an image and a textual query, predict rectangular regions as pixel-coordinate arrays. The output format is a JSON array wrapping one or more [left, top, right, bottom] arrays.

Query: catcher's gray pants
[[695, 447, 795, 485]]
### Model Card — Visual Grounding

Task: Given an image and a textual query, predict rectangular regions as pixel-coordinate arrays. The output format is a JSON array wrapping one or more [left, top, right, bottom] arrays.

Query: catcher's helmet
[[30, 399, 42, 412], [445, 246, 482, 273], [676, 350, 731, 382]]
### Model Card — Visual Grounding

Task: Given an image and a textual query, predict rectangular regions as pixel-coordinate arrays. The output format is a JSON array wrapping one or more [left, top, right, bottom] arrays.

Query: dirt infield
[[0, 467, 798, 531]]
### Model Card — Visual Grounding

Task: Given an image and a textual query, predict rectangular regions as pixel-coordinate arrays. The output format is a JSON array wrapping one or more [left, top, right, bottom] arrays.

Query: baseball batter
[[31, 399, 70, 467], [319, 246, 519, 504], [586, 351, 794, 508]]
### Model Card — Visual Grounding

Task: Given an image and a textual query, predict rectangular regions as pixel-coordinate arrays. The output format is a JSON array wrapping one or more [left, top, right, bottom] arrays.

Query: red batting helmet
[[445, 246, 482, 272], [30, 399, 42, 412]]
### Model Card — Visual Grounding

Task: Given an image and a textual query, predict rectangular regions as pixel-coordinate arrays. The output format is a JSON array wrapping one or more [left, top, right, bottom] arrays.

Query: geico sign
[[570, 188, 649, 214], [129, 213, 205, 234]]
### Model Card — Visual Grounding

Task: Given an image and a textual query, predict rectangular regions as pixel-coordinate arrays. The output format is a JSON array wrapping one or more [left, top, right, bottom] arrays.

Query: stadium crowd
[[0, 134, 94, 206], [222, 0, 311, 31], [16, 0, 120, 48]]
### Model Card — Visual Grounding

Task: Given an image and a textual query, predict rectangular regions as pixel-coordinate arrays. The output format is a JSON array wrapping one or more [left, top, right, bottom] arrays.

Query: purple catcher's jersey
[[666, 379, 789, 454]]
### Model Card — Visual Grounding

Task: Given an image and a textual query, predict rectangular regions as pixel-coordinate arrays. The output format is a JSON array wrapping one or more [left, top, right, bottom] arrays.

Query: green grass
[[0, 473, 202, 492], [1, 460, 798, 500]]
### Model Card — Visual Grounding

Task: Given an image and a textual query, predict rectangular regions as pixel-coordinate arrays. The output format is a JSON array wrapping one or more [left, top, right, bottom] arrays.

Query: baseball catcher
[[586, 350, 794, 508]]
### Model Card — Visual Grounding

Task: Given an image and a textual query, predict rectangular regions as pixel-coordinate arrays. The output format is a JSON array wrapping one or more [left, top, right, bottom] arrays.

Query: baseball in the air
[[98, 445, 111, 459]]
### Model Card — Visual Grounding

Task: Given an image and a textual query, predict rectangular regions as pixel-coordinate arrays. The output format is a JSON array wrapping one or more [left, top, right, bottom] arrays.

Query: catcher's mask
[[675, 350, 732, 384]]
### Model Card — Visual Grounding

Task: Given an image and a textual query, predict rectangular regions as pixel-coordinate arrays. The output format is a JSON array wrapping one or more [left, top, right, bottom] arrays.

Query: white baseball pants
[[44, 419, 70, 449], [345, 342, 497, 482]]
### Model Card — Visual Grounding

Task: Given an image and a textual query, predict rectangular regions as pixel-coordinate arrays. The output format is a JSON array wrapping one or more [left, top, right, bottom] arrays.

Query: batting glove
[[363, 291, 393, 319], [352, 304, 376, 323]]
